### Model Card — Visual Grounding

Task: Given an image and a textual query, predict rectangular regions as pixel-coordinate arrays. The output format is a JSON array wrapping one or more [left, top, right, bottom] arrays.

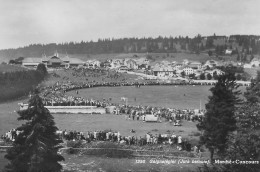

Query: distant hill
[[0, 35, 259, 62]]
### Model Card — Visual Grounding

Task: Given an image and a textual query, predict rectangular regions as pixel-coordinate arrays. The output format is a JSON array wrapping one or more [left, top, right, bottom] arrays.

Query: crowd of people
[[39, 90, 204, 123], [1, 128, 199, 153], [56, 129, 196, 152], [116, 105, 204, 122], [38, 76, 205, 122], [1, 68, 206, 155], [1, 128, 22, 143]]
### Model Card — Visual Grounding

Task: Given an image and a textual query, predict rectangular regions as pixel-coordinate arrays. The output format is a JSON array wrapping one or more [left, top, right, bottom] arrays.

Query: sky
[[0, 0, 259, 49]]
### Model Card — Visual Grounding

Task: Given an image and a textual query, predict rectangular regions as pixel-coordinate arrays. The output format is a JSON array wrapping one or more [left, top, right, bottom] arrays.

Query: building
[[182, 66, 194, 75], [172, 63, 183, 71], [203, 60, 218, 68], [152, 65, 175, 77], [204, 69, 224, 76], [135, 57, 150, 66], [85, 60, 101, 68], [117, 65, 129, 72], [250, 57, 260, 67], [102, 60, 112, 68], [182, 59, 189, 65], [225, 49, 233, 55], [188, 61, 202, 70], [22, 53, 84, 68], [110, 59, 125, 69], [125, 59, 138, 70], [22, 58, 42, 68]]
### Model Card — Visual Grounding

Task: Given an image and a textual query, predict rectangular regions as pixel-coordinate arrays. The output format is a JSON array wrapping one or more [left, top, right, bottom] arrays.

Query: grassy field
[[61, 154, 205, 172], [66, 85, 247, 109], [0, 64, 27, 73], [0, 151, 207, 172], [0, 99, 200, 138], [0, 98, 202, 171], [67, 85, 212, 109]]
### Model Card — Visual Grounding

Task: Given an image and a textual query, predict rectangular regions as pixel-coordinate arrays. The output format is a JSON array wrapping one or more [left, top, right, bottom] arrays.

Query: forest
[[0, 35, 259, 60], [0, 67, 46, 102]]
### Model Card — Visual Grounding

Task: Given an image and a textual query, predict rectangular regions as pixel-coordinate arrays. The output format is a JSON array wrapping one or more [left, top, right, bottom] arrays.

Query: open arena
[[0, 82, 247, 171], [66, 85, 212, 109]]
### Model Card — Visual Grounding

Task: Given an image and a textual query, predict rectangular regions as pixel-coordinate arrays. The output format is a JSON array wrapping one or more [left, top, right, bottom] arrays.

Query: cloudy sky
[[0, 0, 259, 49]]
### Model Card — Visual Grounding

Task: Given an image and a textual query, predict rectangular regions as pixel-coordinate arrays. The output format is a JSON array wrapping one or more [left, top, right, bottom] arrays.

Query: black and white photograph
[[0, 0, 260, 171]]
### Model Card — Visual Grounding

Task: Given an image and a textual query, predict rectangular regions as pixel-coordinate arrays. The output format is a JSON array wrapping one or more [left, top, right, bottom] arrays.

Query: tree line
[[0, 35, 259, 59], [0, 64, 47, 102]]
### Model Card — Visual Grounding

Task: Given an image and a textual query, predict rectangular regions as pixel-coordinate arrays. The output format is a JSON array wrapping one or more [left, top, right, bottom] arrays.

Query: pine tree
[[197, 72, 241, 162], [200, 73, 206, 80], [206, 73, 212, 80], [36, 63, 48, 76], [223, 72, 260, 172], [244, 71, 260, 103], [5, 91, 64, 172]]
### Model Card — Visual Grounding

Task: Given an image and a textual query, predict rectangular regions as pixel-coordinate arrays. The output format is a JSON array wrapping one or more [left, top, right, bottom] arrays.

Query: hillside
[[0, 64, 27, 73], [0, 35, 259, 62]]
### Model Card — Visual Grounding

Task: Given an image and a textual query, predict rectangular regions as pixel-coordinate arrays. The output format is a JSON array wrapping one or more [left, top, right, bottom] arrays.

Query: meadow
[[61, 154, 204, 172], [0, 98, 201, 171], [66, 85, 213, 109], [0, 151, 206, 172], [0, 99, 200, 140]]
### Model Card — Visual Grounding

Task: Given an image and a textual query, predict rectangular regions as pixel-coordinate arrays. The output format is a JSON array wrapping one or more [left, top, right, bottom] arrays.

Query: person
[[178, 135, 182, 145], [146, 133, 150, 144]]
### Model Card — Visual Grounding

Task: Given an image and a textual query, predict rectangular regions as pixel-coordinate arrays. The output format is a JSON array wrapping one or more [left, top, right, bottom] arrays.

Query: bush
[[66, 140, 84, 154]]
